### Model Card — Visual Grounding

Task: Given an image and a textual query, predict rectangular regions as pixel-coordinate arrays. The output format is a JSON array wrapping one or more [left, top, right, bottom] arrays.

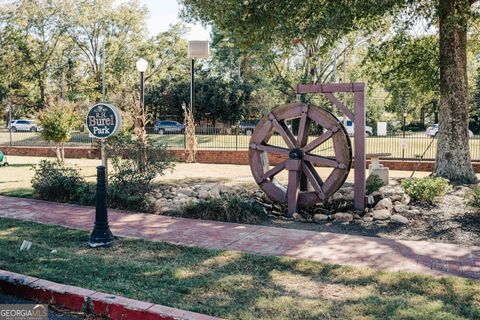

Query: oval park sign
[[86, 103, 122, 139]]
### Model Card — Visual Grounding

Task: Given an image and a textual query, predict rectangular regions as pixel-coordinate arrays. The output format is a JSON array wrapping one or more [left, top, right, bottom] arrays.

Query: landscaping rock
[[373, 209, 391, 220], [177, 188, 194, 197], [401, 194, 411, 205], [209, 187, 221, 197], [313, 214, 329, 222], [375, 198, 393, 211], [391, 214, 409, 224], [363, 216, 374, 222], [343, 191, 354, 201], [380, 186, 405, 202], [198, 191, 210, 200], [292, 212, 305, 222], [394, 204, 408, 213], [406, 209, 421, 215], [334, 212, 353, 222]]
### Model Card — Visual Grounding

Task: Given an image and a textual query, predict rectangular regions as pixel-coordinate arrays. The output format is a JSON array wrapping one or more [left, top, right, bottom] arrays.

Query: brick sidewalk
[[0, 195, 479, 279]]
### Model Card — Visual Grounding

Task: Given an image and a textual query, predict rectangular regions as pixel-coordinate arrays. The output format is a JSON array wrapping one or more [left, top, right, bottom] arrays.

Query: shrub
[[32, 160, 88, 203], [36, 98, 83, 162], [401, 176, 451, 204], [106, 133, 174, 211], [366, 174, 384, 194], [465, 186, 480, 209], [181, 194, 268, 224]]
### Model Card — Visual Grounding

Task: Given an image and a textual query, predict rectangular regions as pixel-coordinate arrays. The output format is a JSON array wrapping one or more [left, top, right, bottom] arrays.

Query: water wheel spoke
[[250, 143, 290, 156], [296, 106, 310, 147], [303, 154, 342, 168], [269, 113, 297, 149], [302, 161, 325, 199], [303, 130, 333, 153], [263, 161, 286, 180]]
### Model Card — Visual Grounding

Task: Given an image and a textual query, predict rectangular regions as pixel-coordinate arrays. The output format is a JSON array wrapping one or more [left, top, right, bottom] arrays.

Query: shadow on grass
[[0, 217, 478, 320]]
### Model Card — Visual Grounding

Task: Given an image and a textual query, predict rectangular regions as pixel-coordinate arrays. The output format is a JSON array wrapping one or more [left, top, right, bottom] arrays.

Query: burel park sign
[[86, 103, 122, 139]]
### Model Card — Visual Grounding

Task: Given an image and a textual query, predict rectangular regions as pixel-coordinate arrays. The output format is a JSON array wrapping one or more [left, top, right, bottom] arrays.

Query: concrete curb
[[0, 270, 220, 320]]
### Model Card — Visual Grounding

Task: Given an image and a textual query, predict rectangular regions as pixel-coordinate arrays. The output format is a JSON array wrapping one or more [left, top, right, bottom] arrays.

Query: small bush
[[401, 176, 451, 204], [108, 181, 155, 212], [106, 133, 173, 212], [366, 174, 384, 194], [465, 186, 480, 209], [181, 194, 268, 224], [32, 160, 88, 203]]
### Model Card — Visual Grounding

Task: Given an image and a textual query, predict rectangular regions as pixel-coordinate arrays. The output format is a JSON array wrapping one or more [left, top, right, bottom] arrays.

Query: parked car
[[239, 120, 259, 135], [9, 119, 41, 132], [336, 117, 373, 136], [154, 120, 184, 134], [426, 124, 473, 137]]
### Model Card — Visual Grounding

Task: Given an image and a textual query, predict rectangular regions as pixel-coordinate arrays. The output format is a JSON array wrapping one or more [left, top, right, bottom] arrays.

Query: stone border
[[0, 269, 220, 320]]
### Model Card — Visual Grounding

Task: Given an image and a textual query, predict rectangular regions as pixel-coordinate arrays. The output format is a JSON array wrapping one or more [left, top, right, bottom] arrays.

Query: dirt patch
[[263, 187, 480, 247]]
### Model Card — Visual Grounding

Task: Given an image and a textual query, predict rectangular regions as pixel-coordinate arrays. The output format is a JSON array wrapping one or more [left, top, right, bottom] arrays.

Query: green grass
[[0, 218, 479, 320]]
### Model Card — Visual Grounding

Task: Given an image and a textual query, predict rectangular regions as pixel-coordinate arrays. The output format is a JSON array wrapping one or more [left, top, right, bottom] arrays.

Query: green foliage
[[465, 185, 480, 210], [366, 174, 384, 194], [364, 33, 439, 117], [181, 194, 267, 224], [36, 98, 82, 161], [105, 133, 174, 212], [401, 177, 451, 204], [31, 160, 87, 203]]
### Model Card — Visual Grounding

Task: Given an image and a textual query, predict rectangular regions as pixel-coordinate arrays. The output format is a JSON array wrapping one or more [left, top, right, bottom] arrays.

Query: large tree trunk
[[435, 0, 477, 184]]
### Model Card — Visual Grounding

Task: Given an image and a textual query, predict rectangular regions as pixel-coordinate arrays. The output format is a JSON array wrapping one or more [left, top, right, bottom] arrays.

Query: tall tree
[[181, 0, 480, 183], [4, 0, 69, 106]]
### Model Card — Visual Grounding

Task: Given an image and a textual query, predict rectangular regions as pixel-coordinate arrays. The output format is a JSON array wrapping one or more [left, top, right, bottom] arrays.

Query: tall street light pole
[[187, 41, 209, 121]]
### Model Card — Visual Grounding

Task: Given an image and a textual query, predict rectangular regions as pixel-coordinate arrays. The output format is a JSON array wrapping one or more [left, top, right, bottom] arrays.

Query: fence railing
[[2, 126, 480, 161]]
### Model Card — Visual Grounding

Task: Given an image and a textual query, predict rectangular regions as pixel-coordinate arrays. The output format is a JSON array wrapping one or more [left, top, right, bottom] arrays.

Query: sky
[[135, 0, 210, 40]]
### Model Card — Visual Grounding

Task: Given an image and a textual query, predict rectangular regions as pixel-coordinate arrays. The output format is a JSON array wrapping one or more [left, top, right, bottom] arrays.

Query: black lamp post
[[136, 58, 148, 118]]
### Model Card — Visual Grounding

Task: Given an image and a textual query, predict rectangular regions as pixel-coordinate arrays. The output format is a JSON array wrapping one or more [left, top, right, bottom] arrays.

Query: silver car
[[9, 119, 41, 132]]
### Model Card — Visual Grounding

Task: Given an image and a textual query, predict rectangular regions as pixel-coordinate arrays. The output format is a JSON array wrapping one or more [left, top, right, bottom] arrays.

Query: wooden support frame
[[296, 83, 366, 210]]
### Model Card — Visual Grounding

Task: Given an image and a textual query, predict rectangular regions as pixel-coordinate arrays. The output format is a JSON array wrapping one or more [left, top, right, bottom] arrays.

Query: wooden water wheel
[[249, 103, 352, 216]]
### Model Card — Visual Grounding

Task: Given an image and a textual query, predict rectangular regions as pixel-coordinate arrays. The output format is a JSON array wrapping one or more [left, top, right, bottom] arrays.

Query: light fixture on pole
[[187, 40, 209, 121], [136, 58, 148, 117]]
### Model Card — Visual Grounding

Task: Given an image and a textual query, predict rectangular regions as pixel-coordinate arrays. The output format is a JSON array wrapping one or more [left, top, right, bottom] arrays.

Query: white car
[[9, 119, 41, 132], [337, 117, 373, 136], [426, 124, 473, 137]]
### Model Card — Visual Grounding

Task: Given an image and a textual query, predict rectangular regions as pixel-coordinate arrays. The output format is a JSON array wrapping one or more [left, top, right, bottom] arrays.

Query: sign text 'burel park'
[[86, 104, 121, 139]]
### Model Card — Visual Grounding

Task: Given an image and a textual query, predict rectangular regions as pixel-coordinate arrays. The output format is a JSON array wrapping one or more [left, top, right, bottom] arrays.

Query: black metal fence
[[2, 127, 480, 161]]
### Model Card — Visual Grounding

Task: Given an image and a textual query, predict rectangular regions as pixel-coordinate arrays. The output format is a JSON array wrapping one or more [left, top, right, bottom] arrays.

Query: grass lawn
[[0, 218, 479, 320], [0, 157, 104, 198]]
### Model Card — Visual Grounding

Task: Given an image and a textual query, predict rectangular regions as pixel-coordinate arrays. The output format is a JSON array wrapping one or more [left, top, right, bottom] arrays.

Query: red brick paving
[[0, 195, 479, 279]]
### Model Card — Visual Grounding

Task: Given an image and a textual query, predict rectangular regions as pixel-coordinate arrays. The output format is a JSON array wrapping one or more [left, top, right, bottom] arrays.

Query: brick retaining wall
[[3, 146, 480, 172], [1, 146, 100, 159]]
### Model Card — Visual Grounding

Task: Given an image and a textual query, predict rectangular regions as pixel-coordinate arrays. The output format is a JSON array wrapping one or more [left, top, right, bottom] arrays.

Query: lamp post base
[[88, 228, 114, 248]]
